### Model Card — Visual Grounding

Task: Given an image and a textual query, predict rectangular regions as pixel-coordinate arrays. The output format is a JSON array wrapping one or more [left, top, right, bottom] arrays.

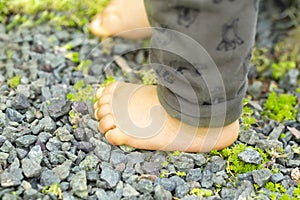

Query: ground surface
[[0, 1, 299, 200]]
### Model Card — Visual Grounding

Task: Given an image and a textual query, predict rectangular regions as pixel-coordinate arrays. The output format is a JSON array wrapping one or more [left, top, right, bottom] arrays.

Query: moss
[[263, 91, 297, 122], [271, 61, 296, 80], [176, 171, 186, 177], [242, 99, 257, 130], [190, 188, 212, 198], [211, 143, 269, 175], [75, 59, 92, 75], [251, 47, 272, 74], [140, 69, 158, 85], [42, 183, 62, 200], [67, 80, 96, 104], [2, 0, 111, 30], [265, 182, 286, 193], [7, 75, 21, 89], [102, 76, 116, 87]]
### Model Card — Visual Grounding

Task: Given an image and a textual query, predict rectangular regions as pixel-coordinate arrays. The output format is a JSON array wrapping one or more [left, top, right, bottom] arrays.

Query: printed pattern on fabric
[[176, 7, 200, 28], [216, 18, 244, 51]]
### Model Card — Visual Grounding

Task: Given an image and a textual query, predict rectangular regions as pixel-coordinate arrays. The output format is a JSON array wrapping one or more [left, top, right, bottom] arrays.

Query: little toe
[[98, 114, 116, 133], [102, 82, 118, 94]]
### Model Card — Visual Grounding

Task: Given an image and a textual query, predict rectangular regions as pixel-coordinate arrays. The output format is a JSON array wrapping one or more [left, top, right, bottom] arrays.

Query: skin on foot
[[89, 0, 152, 39], [94, 82, 239, 152]]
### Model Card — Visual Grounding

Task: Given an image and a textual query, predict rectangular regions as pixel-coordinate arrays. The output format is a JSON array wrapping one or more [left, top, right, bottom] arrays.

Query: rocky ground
[[0, 1, 300, 200]]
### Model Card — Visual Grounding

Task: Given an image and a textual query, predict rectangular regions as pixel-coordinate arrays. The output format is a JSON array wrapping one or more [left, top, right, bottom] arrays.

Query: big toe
[[105, 128, 127, 146]]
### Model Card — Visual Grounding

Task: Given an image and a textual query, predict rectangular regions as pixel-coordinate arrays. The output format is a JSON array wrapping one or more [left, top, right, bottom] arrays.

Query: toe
[[103, 81, 118, 94], [96, 103, 112, 119], [96, 87, 104, 99], [97, 94, 112, 107], [98, 114, 116, 133], [105, 128, 127, 146]]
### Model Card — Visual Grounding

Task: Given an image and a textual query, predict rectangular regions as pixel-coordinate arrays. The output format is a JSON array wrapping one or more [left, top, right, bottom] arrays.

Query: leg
[[89, 0, 151, 39], [94, 0, 259, 152]]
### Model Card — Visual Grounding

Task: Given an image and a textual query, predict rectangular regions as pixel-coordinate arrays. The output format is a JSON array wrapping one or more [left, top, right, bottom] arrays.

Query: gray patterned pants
[[144, 0, 259, 127]]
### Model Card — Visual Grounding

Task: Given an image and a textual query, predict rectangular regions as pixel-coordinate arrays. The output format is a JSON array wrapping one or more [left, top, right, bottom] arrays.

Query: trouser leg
[[144, 0, 259, 127]]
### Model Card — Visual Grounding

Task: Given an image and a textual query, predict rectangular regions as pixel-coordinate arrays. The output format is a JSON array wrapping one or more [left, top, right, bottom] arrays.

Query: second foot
[[89, 0, 151, 39], [94, 82, 239, 152]]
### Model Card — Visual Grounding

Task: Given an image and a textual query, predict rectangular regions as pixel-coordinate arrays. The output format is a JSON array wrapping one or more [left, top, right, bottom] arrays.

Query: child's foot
[[89, 0, 151, 39], [94, 82, 239, 152]]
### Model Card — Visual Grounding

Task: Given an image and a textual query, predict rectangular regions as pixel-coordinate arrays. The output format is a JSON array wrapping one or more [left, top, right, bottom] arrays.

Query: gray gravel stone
[[142, 161, 162, 174], [40, 116, 56, 132], [252, 169, 272, 187], [256, 140, 283, 151], [154, 185, 172, 200], [287, 159, 300, 167], [127, 152, 144, 163], [186, 168, 202, 182], [236, 180, 255, 199], [73, 127, 86, 141], [110, 149, 127, 165], [238, 148, 262, 164], [174, 155, 194, 171], [53, 160, 72, 180], [247, 81, 262, 99], [79, 155, 99, 171], [38, 132, 52, 143], [221, 187, 237, 199], [27, 145, 43, 164], [0, 111, 6, 127], [16, 148, 28, 160], [15, 135, 37, 147], [23, 188, 39, 200], [238, 172, 253, 182], [48, 99, 71, 119], [70, 170, 88, 199], [0, 158, 23, 187], [239, 129, 259, 145], [77, 141, 94, 153], [100, 165, 120, 188], [201, 163, 214, 188], [157, 178, 176, 192], [0, 152, 9, 160], [13, 93, 30, 110], [271, 173, 285, 183], [40, 169, 60, 186], [6, 108, 24, 123], [170, 176, 190, 198], [91, 138, 111, 162], [21, 158, 42, 178], [136, 179, 154, 193], [269, 124, 285, 140], [86, 170, 99, 181], [210, 156, 226, 172], [123, 183, 140, 197], [55, 126, 74, 142]]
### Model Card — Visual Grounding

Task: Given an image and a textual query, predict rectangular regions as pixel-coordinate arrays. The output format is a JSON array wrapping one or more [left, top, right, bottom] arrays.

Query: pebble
[[123, 183, 140, 197], [239, 129, 259, 145], [142, 162, 162, 175], [136, 179, 154, 193], [252, 169, 272, 187], [110, 149, 128, 165], [73, 127, 86, 141], [156, 178, 176, 192], [186, 168, 202, 182], [238, 148, 262, 164], [0, 159, 23, 187], [91, 138, 111, 162], [5, 108, 24, 123], [154, 185, 172, 200], [27, 145, 43, 164], [271, 173, 285, 183], [77, 141, 94, 152], [170, 176, 190, 198], [201, 163, 214, 188], [40, 169, 60, 186], [13, 93, 30, 110], [15, 135, 37, 147], [48, 99, 72, 119], [70, 170, 88, 199], [79, 155, 99, 171], [100, 165, 120, 188], [55, 126, 74, 142], [21, 158, 42, 178], [256, 140, 283, 151], [53, 160, 72, 180], [269, 124, 285, 140]]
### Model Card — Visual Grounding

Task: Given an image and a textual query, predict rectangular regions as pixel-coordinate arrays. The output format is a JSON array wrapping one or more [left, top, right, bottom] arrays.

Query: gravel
[[0, 2, 299, 199]]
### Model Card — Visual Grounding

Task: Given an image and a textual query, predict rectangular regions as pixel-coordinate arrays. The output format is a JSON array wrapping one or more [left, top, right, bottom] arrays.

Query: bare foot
[[94, 82, 239, 152], [89, 0, 151, 39]]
